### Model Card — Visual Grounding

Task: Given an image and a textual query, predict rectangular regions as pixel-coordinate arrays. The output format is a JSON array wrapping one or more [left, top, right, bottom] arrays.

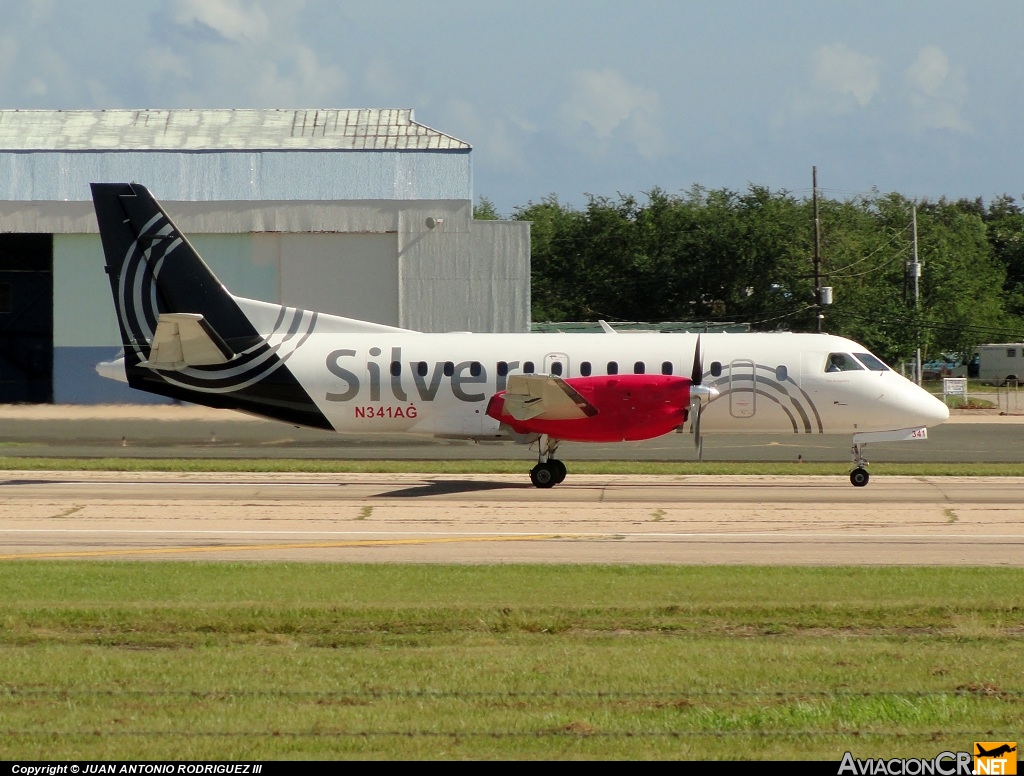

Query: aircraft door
[[799, 352, 825, 390], [544, 352, 569, 377], [729, 359, 756, 418]]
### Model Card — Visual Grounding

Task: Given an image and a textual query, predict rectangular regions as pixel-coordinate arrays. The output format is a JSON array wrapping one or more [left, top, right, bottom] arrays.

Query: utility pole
[[813, 166, 822, 333], [910, 206, 922, 385]]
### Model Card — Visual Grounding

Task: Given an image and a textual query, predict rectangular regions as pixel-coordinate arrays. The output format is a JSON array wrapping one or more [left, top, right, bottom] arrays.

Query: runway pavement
[[2, 471, 1022, 565], [1, 403, 1024, 462], [1, 405, 1023, 566]]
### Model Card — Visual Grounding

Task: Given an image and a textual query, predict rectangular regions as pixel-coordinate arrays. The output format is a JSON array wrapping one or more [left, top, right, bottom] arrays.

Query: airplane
[[976, 744, 1016, 758], [90, 182, 950, 488]]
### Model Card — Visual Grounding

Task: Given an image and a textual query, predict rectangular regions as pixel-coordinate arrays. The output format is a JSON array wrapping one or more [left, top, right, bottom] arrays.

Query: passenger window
[[470, 361, 482, 377], [607, 361, 618, 375], [390, 361, 401, 377], [523, 361, 535, 374], [661, 361, 673, 375], [825, 353, 864, 372], [443, 361, 455, 377], [550, 362, 563, 376], [633, 361, 645, 374], [497, 361, 508, 377], [417, 361, 428, 377], [580, 361, 592, 377], [776, 365, 787, 381], [1009, 349, 1017, 358], [710, 361, 722, 377]]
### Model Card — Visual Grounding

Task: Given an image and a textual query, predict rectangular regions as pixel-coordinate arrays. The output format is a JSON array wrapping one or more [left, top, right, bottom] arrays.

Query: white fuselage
[[254, 329, 948, 438], [97, 296, 950, 441]]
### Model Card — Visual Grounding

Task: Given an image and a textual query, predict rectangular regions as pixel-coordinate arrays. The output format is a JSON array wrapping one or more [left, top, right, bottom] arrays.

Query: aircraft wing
[[139, 313, 234, 370], [501, 374, 599, 421]]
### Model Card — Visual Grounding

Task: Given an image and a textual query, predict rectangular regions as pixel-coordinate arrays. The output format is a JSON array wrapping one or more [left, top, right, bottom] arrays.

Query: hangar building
[[0, 108, 530, 404]]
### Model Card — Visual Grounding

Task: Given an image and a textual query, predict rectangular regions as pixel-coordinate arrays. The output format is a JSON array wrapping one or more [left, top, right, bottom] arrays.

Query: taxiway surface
[[2, 471, 1022, 565], [3, 403, 1024, 462]]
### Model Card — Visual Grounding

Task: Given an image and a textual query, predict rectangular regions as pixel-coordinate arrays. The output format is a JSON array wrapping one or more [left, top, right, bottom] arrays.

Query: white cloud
[[0, 35, 18, 77], [251, 44, 347, 106], [813, 43, 880, 108], [170, 0, 271, 44], [443, 98, 530, 174], [557, 68, 664, 159], [906, 45, 949, 95], [145, 1, 346, 107], [26, 0, 56, 24], [25, 77, 48, 98], [904, 45, 970, 132]]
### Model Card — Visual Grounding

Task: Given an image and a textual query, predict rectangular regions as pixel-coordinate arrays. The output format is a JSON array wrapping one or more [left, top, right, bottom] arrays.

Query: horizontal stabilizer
[[138, 313, 234, 371], [502, 374, 598, 421]]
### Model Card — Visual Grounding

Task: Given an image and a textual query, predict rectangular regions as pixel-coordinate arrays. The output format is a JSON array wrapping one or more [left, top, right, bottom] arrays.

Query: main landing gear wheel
[[550, 459, 567, 484], [530, 462, 557, 488], [850, 467, 870, 487], [530, 434, 566, 488]]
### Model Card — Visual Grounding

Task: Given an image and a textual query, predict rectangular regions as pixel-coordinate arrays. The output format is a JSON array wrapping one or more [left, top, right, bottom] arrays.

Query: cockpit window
[[825, 353, 864, 373], [853, 352, 891, 371]]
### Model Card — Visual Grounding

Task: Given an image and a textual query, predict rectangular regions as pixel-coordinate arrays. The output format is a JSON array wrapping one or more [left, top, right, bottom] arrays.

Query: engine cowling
[[486, 374, 692, 442]]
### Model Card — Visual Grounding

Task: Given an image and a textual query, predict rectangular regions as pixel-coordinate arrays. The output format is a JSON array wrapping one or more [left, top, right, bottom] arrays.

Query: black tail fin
[[91, 183, 331, 429], [91, 182, 263, 357]]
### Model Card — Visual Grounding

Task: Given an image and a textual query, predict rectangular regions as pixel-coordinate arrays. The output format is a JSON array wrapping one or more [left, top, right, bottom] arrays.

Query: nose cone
[[919, 390, 951, 426], [901, 382, 950, 427], [865, 376, 950, 432]]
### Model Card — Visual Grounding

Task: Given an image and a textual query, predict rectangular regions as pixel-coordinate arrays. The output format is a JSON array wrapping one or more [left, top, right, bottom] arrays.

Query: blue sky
[[3, 0, 1023, 214]]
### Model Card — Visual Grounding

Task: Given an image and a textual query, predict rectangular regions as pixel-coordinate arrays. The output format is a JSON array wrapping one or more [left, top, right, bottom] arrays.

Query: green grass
[[1, 564, 1022, 759], [941, 396, 997, 410], [4, 455, 1024, 477]]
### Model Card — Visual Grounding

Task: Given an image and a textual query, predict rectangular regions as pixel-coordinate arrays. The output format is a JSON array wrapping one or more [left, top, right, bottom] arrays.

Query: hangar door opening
[[0, 234, 53, 403]]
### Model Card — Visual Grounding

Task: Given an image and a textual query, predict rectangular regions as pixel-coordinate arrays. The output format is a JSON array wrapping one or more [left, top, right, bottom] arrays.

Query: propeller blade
[[688, 335, 716, 461], [690, 335, 703, 385], [690, 335, 704, 454], [693, 400, 702, 450]]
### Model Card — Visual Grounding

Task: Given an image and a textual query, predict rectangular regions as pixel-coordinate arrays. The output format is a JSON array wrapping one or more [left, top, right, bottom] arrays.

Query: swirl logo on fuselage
[[119, 213, 315, 395]]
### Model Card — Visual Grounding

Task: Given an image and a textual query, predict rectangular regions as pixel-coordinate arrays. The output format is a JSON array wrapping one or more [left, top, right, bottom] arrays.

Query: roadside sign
[[943, 377, 968, 401]]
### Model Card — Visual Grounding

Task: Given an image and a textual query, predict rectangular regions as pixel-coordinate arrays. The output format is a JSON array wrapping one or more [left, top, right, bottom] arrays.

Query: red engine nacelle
[[486, 374, 692, 442]]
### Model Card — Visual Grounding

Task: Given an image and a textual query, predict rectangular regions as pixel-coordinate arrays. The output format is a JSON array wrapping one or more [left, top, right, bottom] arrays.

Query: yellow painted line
[[0, 534, 568, 560]]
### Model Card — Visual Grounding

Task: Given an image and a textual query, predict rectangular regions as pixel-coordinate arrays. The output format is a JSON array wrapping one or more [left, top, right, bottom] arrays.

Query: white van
[[974, 343, 1024, 385]]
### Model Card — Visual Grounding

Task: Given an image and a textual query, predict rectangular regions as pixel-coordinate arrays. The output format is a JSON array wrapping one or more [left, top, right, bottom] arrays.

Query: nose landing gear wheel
[[849, 441, 870, 487]]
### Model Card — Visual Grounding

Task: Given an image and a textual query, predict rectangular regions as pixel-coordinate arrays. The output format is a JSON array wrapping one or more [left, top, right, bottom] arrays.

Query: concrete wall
[[399, 218, 531, 333], [278, 233, 399, 325]]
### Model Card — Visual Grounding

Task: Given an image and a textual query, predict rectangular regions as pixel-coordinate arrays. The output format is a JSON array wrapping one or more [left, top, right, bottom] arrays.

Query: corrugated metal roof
[[0, 109, 471, 151]]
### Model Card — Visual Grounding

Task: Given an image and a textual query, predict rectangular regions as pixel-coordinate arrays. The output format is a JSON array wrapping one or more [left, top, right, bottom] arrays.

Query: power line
[[831, 309, 1024, 340]]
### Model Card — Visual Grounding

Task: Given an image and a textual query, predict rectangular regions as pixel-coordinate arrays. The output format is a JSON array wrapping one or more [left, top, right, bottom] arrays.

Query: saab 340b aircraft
[[91, 183, 949, 488]]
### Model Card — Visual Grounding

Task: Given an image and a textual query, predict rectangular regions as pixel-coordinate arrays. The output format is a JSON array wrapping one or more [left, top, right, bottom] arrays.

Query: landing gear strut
[[850, 441, 869, 487], [530, 434, 566, 488]]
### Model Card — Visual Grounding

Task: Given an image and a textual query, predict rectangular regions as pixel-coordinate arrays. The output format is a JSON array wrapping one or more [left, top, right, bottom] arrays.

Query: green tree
[[473, 196, 501, 221], [984, 195, 1024, 319], [515, 185, 1023, 366]]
